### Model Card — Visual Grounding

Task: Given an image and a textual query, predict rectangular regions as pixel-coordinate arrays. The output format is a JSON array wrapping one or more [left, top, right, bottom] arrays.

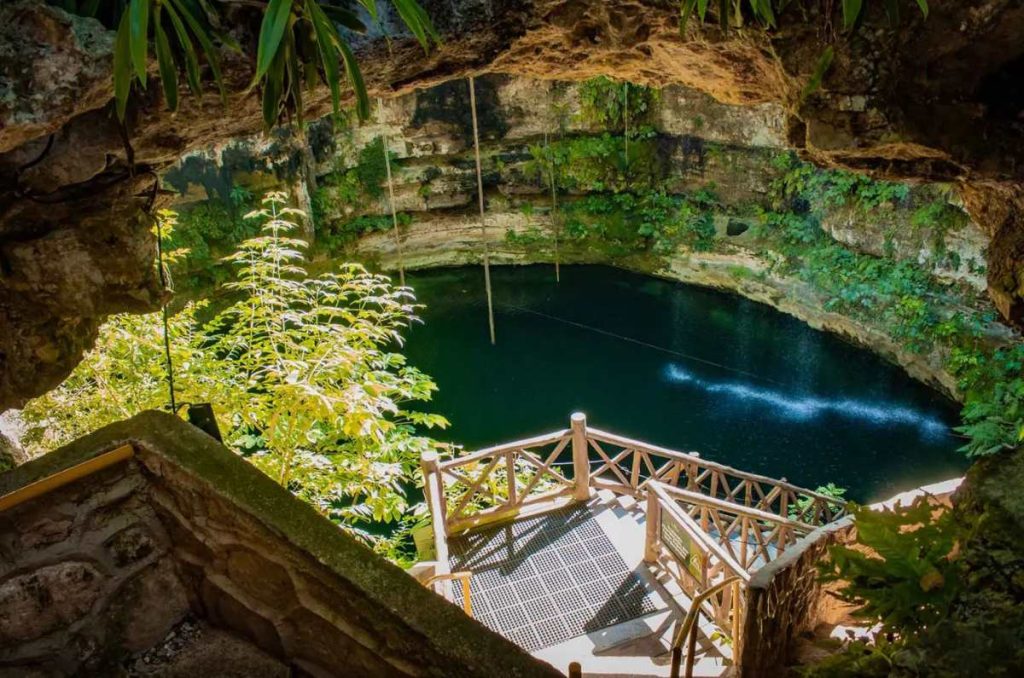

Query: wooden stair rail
[[654, 484, 814, 571], [423, 571, 474, 617], [0, 444, 135, 512], [646, 482, 752, 584], [646, 482, 750, 660], [669, 575, 744, 678], [420, 450, 453, 599]]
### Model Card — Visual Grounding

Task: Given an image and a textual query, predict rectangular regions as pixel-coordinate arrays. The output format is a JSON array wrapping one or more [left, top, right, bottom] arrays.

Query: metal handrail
[[423, 571, 474, 617], [669, 575, 744, 678]]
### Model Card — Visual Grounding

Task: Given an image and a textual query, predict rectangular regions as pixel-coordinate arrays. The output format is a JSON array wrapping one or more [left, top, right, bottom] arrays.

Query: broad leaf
[[307, 0, 343, 114], [842, 0, 863, 29], [337, 37, 370, 120], [114, 10, 133, 120], [256, 0, 295, 79], [168, 0, 227, 103], [163, 1, 202, 96], [154, 15, 179, 111], [129, 0, 150, 85], [801, 46, 835, 101]]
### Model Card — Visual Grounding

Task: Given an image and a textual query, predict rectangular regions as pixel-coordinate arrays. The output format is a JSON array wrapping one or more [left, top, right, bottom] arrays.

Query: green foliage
[[799, 636, 901, 677], [558, 189, 719, 256], [677, 0, 928, 33], [316, 135, 393, 212], [957, 373, 1024, 457], [790, 483, 846, 520], [525, 133, 661, 193], [319, 212, 412, 253], [353, 136, 390, 198], [822, 498, 962, 634], [65, 0, 437, 126], [801, 46, 835, 101], [162, 198, 262, 293], [110, 0, 227, 120], [505, 226, 551, 248], [577, 77, 660, 130], [763, 154, 1023, 458], [311, 136, 407, 252], [770, 152, 909, 212], [21, 192, 446, 551]]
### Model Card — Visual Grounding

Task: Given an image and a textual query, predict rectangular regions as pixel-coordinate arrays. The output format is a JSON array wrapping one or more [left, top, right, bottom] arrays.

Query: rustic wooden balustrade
[[418, 412, 848, 657], [421, 413, 846, 540]]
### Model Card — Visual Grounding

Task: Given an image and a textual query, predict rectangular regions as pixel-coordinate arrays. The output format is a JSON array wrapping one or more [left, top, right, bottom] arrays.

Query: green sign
[[661, 515, 702, 579]]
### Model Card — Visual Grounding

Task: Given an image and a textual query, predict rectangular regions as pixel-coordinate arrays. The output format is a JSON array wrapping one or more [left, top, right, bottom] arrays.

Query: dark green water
[[404, 265, 967, 503]]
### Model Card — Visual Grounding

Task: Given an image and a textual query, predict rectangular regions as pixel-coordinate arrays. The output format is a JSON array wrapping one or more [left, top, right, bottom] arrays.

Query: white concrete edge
[[868, 476, 964, 510]]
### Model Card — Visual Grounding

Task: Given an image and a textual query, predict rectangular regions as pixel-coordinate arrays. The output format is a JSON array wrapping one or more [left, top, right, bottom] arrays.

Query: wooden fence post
[[686, 453, 700, 491], [421, 450, 452, 599], [571, 413, 590, 501], [644, 486, 661, 564]]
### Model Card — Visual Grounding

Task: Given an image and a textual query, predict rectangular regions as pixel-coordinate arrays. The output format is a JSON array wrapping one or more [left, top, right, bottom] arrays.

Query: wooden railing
[[426, 414, 845, 539], [645, 482, 750, 653], [420, 413, 846, 620], [426, 417, 589, 536], [654, 484, 814, 573], [585, 426, 846, 526]]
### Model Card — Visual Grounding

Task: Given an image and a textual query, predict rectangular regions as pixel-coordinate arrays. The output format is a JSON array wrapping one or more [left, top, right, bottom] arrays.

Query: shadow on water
[[405, 265, 968, 503]]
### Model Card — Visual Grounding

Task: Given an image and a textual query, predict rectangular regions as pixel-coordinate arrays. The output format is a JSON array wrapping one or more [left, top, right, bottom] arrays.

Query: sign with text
[[661, 514, 703, 579]]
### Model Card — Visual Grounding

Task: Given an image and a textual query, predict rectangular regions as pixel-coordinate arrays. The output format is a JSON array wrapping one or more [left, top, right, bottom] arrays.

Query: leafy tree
[[20, 192, 447, 550], [956, 377, 1024, 457], [820, 498, 962, 634]]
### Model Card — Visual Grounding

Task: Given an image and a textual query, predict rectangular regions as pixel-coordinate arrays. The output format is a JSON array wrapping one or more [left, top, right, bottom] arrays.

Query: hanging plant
[[112, 0, 230, 120], [102, 0, 439, 126], [677, 0, 929, 32]]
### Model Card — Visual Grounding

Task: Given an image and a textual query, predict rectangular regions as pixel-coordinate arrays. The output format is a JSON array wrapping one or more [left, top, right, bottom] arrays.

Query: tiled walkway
[[449, 504, 658, 651]]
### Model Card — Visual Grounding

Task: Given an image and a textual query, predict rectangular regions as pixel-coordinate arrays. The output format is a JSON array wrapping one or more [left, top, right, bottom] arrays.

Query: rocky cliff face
[[1, 0, 1022, 410], [159, 74, 1011, 399]]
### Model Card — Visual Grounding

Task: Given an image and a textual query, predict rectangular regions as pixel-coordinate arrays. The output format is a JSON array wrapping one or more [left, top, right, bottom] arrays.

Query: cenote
[[405, 264, 967, 502]]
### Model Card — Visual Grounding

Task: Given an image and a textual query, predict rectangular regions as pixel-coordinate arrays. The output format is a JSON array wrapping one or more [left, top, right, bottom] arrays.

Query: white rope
[[545, 131, 560, 283], [469, 76, 496, 344], [623, 81, 630, 186], [378, 97, 405, 287]]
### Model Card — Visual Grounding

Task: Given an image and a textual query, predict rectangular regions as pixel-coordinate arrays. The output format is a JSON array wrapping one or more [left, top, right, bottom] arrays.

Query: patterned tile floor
[[449, 505, 658, 652]]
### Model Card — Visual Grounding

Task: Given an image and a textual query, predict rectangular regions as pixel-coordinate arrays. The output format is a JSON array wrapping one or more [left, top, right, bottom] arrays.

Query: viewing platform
[[412, 414, 848, 677]]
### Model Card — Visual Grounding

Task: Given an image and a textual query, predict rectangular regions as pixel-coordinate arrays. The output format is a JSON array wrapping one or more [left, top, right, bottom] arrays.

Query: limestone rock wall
[[162, 74, 1002, 399], [1, 0, 1023, 411]]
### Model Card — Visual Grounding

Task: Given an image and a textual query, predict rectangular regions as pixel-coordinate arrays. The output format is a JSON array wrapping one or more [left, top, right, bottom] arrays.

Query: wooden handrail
[[0, 444, 135, 513], [650, 482, 752, 584], [669, 575, 744, 678], [438, 430, 571, 469], [587, 427, 847, 507], [420, 450, 452, 598], [423, 571, 474, 617], [656, 485, 814, 535]]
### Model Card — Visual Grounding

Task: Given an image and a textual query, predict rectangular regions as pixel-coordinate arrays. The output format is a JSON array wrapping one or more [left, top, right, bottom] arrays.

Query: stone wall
[[0, 411, 561, 677], [0, 460, 193, 675], [737, 517, 856, 678]]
